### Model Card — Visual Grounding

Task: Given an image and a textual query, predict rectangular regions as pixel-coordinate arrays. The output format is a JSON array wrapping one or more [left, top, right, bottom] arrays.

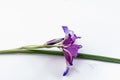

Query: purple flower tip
[[62, 26, 69, 34], [63, 67, 69, 76]]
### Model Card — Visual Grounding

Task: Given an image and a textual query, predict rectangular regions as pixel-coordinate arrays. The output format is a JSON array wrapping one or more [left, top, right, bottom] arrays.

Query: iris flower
[[46, 26, 82, 76]]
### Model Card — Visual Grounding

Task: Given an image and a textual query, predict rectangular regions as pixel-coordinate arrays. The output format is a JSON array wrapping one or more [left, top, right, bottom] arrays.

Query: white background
[[0, 0, 120, 80]]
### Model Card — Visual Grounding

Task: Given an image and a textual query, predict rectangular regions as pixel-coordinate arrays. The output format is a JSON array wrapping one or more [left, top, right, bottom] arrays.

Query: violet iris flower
[[62, 26, 82, 76], [46, 26, 82, 76]]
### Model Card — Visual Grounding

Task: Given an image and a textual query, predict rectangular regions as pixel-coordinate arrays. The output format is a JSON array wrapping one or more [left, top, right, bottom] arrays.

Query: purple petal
[[63, 34, 72, 46], [72, 34, 81, 41], [63, 34, 81, 46], [71, 34, 81, 44], [64, 44, 82, 57], [63, 67, 69, 76], [62, 26, 69, 34], [63, 48, 73, 65]]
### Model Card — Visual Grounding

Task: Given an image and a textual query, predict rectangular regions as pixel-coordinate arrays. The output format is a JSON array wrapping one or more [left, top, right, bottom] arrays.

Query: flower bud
[[45, 38, 64, 45]]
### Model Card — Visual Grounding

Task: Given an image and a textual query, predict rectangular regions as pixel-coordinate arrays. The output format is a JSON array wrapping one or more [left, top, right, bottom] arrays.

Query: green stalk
[[0, 49, 120, 64]]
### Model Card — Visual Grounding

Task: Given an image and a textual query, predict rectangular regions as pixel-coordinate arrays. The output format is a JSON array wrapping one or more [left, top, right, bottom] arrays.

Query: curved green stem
[[0, 49, 120, 64]]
